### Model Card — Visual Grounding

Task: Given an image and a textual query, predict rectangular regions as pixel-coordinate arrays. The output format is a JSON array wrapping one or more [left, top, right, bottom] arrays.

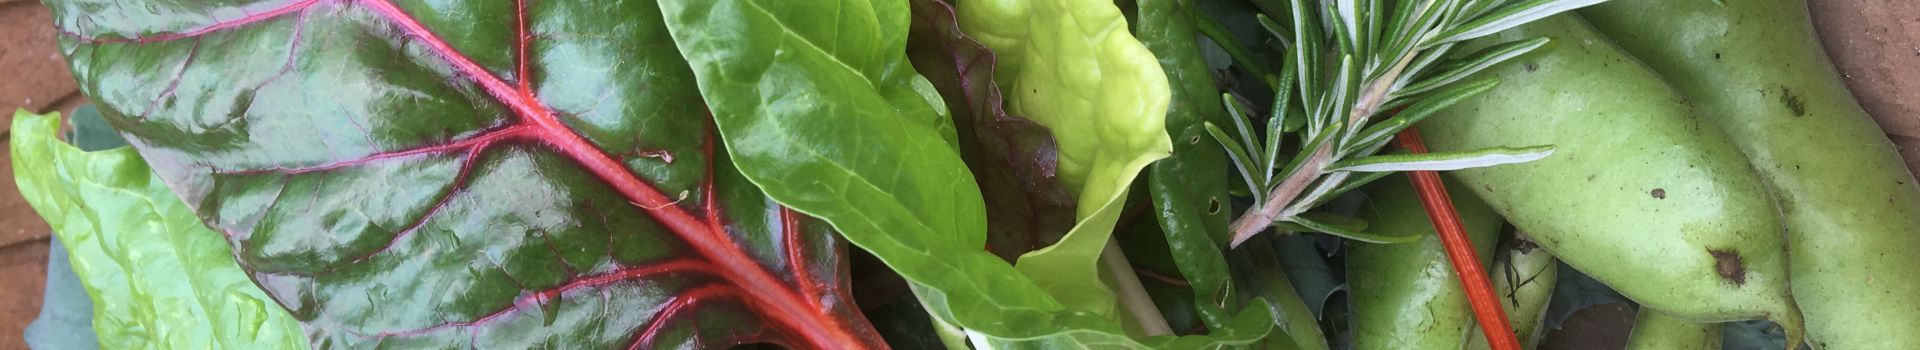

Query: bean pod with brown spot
[[1583, 1, 1920, 348], [1419, 14, 1803, 344]]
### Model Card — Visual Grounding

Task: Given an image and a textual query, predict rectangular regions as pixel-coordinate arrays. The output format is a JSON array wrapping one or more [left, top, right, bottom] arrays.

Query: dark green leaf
[[1423, 0, 1608, 46], [1350, 78, 1500, 154], [1256, 14, 1293, 50], [1211, 127, 1266, 202], [51, 0, 890, 346], [1394, 38, 1548, 97], [1290, 0, 1325, 113], [1138, 0, 1269, 336], [1221, 93, 1268, 169], [1263, 59, 1300, 181], [1279, 212, 1419, 244], [1194, 10, 1276, 88], [1233, 237, 1332, 350]]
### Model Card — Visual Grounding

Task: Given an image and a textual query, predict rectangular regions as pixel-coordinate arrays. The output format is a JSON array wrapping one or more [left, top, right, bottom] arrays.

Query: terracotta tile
[[0, 4, 78, 114], [0, 2, 69, 248], [1810, 0, 1920, 143]]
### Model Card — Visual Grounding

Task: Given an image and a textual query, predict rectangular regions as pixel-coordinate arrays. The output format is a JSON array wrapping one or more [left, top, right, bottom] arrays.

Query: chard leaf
[[957, 0, 1176, 318], [905, 0, 1077, 262], [12, 110, 307, 349], [662, 0, 1269, 347], [49, 0, 889, 347]]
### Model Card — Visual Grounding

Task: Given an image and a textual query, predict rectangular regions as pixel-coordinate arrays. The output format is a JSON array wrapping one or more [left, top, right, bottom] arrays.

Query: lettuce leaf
[[905, 0, 1078, 262], [956, 0, 1178, 318], [12, 109, 307, 349]]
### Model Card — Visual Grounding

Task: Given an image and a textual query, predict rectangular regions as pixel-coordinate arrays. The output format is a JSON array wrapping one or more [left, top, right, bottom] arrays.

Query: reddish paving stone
[[0, 2, 70, 249], [0, 239, 49, 350]]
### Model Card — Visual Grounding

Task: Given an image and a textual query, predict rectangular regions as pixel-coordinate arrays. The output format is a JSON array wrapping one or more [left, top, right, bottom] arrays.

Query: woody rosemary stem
[[1214, 44, 1519, 347], [1226, 52, 1414, 247], [1227, 146, 1330, 247]]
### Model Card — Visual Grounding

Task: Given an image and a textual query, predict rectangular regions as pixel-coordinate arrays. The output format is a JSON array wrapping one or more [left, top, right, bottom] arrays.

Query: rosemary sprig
[[1206, 0, 1606, 246]]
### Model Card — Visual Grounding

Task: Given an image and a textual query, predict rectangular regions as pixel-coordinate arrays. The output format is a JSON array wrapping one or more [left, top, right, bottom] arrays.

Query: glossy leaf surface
[[13, 110, 308, 349], [1133, 0, 1246, 334], [48, 0, 883, 347], [657, 0, 1281, 347]]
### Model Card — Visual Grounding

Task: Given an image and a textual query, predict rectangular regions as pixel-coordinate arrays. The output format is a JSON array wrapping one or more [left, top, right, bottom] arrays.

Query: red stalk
[[1392, 127, 1520, 350]]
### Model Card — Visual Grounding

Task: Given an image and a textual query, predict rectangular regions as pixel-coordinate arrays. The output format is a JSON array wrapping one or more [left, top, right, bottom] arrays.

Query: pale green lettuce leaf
[[956, 0, 1176, 317], [11, 110, 306, 349]]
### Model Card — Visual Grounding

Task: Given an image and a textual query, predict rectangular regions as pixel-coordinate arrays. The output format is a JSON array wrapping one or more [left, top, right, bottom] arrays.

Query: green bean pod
[[1466, 235, 1557, 350], [1347, 176, 1500, 350], [1418, 14, 1803, 343], [1582, 1, 1920, 348], [1626, 310, 1723, 350]]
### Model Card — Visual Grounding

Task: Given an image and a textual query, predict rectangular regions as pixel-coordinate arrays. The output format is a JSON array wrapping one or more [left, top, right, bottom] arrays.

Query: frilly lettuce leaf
[[905, 0, 1079, 262], [956, 0, 1177, 318]]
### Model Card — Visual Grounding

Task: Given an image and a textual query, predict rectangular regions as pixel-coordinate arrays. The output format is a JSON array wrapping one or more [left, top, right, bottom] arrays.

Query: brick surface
[[1, 4, 78, 349], [0, 3, 69, 249], [0, 239, 50, 350]]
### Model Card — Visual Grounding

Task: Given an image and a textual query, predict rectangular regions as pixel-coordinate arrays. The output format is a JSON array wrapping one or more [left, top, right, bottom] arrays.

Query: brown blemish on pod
[[1710, 249, 1747, 285]]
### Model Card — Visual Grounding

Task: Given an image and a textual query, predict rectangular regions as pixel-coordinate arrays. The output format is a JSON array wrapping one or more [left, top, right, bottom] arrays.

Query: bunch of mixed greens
[[18, 0, 1918, 348]]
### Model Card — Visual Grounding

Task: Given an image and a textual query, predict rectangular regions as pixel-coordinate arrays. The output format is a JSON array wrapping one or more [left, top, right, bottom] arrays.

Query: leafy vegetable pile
[[14, 0, 1920, 348]]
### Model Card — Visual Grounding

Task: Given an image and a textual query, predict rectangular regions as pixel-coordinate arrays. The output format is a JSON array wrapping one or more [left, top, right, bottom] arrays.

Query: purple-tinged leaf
[[904, 0, 1076, 261]]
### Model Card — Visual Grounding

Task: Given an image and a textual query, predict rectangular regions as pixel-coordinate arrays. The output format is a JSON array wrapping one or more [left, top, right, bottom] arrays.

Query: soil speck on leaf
[[1710, 249, 1747, 285], [1514, 237, 1539, 254], [1780, 87, 1806, 117]]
